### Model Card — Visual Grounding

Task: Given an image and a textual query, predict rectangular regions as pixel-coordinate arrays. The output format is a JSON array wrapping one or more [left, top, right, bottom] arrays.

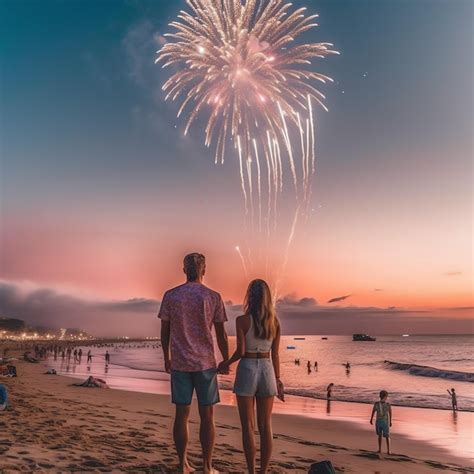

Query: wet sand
[[0, 357, 472, 473]]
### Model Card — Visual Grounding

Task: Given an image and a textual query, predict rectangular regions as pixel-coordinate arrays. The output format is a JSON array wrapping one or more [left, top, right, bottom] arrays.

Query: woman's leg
[[256, 396, 274, 473], [237, 396, 256, 474]]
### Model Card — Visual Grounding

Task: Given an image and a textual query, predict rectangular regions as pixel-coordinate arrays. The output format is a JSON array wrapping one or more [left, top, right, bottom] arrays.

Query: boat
[[294, 337, 306, 340], [352, 334, 376, 342], [286, 345, 296, 349], [402, 334, 410, 337], [321, 337, 328, 340]]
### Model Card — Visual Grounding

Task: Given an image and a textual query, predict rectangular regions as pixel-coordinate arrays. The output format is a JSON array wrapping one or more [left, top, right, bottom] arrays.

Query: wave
[[384, 361, 474, 383], [219, 379, 474, 411]]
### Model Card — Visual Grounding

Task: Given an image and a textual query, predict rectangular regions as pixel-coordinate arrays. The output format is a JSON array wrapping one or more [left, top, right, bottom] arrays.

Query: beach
[[1, 355, 472, 473]]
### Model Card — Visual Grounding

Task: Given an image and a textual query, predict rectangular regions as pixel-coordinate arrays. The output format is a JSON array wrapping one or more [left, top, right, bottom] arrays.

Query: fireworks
[[156, 0, 337, 291]]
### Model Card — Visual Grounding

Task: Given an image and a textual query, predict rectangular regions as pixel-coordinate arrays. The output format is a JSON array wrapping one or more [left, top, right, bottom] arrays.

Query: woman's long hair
[[244, 279, 278, 340]]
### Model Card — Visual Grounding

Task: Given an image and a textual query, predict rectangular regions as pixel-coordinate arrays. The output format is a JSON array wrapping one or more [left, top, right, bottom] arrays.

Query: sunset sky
[[1, 0, 472, 335]]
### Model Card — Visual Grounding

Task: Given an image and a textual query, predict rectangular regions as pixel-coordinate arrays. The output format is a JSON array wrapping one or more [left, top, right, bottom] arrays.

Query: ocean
[[46, 334, 474, 460], [49, 334, 473, 412]]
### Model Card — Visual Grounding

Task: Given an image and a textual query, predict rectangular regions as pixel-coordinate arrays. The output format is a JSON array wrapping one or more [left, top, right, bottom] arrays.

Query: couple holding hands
[[159, 253, 284, 473]]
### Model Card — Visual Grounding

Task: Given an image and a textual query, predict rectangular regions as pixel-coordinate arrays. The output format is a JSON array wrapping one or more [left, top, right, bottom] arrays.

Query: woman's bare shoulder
[[236, 314, 251, 331], [236, 314, 249, 324]]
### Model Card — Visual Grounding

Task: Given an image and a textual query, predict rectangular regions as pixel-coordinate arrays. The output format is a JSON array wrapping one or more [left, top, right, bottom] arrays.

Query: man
[[159, 253, 229, 474]]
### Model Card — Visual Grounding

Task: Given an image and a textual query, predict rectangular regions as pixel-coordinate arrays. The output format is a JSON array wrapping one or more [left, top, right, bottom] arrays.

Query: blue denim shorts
[[233, 358, 277, 397], [171, 368, 220, 406], [376, 419, 390, 438]]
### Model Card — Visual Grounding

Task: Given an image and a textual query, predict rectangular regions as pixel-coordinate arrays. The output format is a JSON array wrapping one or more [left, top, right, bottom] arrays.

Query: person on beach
[[159, 253, 229, 474], [105, 351, 110, 365], [447, 388, 458, 412], [314, 361, 318, 371], [370, 390, 392, 454], [218, 279, 284, 474], [307, 361, 312, 373], [326, 383, 334, 400]]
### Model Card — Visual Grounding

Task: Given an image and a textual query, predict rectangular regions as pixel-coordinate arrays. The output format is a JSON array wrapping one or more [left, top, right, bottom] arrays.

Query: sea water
[[51, 335, 473, 412], [47, 334, 474, 460]]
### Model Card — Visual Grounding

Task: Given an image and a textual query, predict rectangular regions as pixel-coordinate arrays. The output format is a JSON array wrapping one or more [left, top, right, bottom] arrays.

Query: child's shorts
[[376, 419, 390, 438]]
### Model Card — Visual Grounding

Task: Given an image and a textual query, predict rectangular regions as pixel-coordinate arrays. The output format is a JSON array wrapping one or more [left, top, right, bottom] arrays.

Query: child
[[447, 388, 458, 412], [370, 390, 392, 454]]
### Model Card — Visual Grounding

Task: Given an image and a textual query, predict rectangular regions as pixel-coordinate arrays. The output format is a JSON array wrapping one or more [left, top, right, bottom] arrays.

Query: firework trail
[[156, 0, 337, 295]]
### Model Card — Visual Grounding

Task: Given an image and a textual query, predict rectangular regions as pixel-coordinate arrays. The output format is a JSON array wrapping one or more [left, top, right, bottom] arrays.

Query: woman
[[218, 279, 284, 474]]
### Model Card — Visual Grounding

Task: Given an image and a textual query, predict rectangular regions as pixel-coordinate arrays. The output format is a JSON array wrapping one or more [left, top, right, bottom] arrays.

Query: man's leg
[[171, 371, 195, 473], [194, 369, 220, 473], [386, 436, 391, 454], [174, 404, 194, 473], [377, 434, 382, 453], [198, 404, 215, 473]]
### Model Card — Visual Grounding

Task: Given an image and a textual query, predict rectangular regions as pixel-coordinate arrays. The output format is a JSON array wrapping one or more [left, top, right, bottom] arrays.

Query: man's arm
[[219, 316, 245, 371], [388, 404, 392, 426], [214, 322, 229, 366], [161, 321, 171, 373]]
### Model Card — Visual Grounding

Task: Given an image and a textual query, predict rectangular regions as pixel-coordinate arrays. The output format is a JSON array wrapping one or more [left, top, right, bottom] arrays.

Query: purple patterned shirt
[[158, 282, 227, 372]]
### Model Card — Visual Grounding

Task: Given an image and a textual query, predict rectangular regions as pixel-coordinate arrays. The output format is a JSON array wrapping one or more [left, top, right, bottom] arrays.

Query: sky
[[0, 0, 472, 336]]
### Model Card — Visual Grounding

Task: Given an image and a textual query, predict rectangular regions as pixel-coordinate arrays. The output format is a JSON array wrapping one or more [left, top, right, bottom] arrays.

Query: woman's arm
[[272, 324, 285, 401], [271, 323, 281, 378], [218, 316, 245, 371]]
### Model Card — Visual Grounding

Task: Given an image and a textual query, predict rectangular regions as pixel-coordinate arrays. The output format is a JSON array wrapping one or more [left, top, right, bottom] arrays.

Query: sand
[[0, 356, 472, 473]]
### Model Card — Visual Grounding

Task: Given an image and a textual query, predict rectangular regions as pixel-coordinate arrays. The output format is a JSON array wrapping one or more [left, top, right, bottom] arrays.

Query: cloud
[[122, 20, 162, 87], [276, 304, 473, 335], [0, 281, 159, 337], [277, 295, 318, 308], [1, 281, 472, 337], [442, 306, 474, 311], [444, 272, 462, 276], [327, 294, 351, 304]]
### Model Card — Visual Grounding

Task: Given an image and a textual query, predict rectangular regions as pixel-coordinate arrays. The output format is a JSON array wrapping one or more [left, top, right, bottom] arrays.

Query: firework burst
[[156, 0, 337, 292]]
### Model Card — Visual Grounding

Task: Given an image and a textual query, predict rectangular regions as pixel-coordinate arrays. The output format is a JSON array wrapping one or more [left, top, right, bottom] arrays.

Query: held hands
[[164, 358, 171, 374], [217, 360, 230, 375]]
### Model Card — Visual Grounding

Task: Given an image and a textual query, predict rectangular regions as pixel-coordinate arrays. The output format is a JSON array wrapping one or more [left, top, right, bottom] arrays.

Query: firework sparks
[[156, 0, 337, 294]]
